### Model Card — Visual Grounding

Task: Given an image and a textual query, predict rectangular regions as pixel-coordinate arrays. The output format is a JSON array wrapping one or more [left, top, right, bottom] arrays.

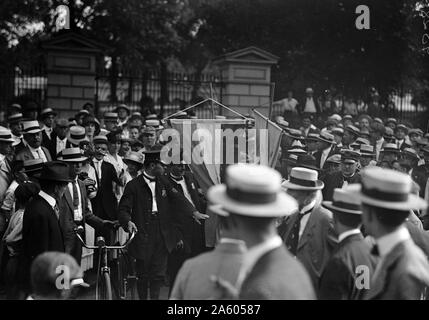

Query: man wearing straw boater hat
[[40, 108, 57, 146], [8, 113, 24, 152], [319, 186, 377, 300], [357, 167, 429, 299], [322, 149, 361, 201], [16, 120, 52, 163], [208, 164, 315, 299], [0, 128, 16, 199], [45, 118, 71, 160], [57, 147, 116, 264], [278, 167, 336, 291]]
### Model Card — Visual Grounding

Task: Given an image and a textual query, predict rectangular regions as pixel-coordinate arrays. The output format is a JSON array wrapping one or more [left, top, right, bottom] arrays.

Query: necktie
[[371, 244, 379, 256], [72, 181, 79, 209], [285, 209, 311, 256], [54, 203, 60, 220], [36, 149, 42, 159]]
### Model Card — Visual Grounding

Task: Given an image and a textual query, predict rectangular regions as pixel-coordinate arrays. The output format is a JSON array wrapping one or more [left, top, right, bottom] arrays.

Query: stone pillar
[[42, 31, 104, 119], [213, 46, 279, 117]]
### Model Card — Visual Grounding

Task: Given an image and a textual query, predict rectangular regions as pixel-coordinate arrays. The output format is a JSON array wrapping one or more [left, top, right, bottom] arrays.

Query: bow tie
[[343, 175, 354, 183], [143, 174, 156, 182]]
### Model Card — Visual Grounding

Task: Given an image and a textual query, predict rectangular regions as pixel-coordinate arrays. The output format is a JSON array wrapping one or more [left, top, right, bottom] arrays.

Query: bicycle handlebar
[[74, 226, 136, 250]]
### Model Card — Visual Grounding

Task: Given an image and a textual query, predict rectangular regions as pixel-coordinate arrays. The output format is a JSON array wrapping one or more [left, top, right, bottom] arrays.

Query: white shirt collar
[[219, 238, 246, 246], [300, 200, 316, 214], [376, 225, 411, 257], [28, 145, 41, 152], [338, 229, 361, 243], [57, 136, 67, 142], [39, 190, 56, 209]]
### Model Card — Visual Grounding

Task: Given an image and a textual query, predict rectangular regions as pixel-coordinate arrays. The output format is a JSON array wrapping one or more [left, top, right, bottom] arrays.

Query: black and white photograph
[[1, 0, 429, 307]]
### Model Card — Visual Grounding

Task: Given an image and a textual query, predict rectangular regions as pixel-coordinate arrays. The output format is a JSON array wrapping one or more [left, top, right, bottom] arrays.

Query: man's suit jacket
[[239, 245, 315, 299], [298, 97, 321, 115], [118, 174, 197, 260], [91, 160, 121, 221], [411, 166, 429, 198], [170, 241, 246, 299], [15, 146, 52, 162], [278, 205, 336, 291], [22, 194, 65, 283], [0, 155, 12, 203], [59, 180, 104, 259], [168, 172, 207, 255], [45, 132, 73, 160], [41, 129, 53, 149], [319, 233, 378, 300], [364, 239, 429, 300], [322, 171, 361, 201]]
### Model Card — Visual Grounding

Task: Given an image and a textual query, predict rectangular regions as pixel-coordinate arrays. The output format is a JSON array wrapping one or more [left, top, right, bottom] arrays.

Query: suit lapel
[[64, 187, 74, 212], [297, 207, 318, 250]]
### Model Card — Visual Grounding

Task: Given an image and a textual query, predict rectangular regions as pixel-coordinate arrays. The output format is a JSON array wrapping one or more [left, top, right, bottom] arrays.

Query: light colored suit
[[170, 241, 245, 300], [15, 146, 52, 162], [278, 205, 337, 291], [364, 239, 429, 300]]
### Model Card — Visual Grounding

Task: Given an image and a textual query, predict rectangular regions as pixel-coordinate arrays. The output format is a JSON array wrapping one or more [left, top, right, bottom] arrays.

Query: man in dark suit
[[16, 120, 52, 163], [166, 160, 207, 292], [313, 132, 337, 170], [118, 149, 209, 300], [57, 148, 116, 264], [319, 187, 377, 299], [208, 164, 315, 299], [40, 108, 56, 147], [90, 135, 123, 223], [22, 161, 72, 292], [322, 149, 361, 201], [359, 167, 429, 300], [279, 167, 337, 292], [45, 118, 71, 160]]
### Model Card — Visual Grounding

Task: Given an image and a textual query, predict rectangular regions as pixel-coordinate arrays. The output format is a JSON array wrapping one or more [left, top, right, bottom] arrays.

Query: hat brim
[[115, 107, 130, 114], [0, 138, 16, 143], [24, 129, 42, 134], [317, 137, 335, 144], [282, 180, 324, 191], [207, 184, 298, 217], [356, 184, 428, 210], [60, 156, 88, 163], [23, 168, 43, 174], [35, 175, 73, 183], [68, 136, 89, 146], [284, 133, 304, 140], [322, 201, 362, 215], [124, 159, 144, 166]]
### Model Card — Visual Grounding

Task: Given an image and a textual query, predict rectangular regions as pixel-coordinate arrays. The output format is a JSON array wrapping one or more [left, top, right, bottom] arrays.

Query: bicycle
[[116, 247, 139, 300], [74, 226, 136, 300]]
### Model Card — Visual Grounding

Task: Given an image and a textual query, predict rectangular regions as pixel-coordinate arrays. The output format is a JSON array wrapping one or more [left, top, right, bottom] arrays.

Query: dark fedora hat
[[35, 161, 73, 183], [296, 154, 319, 171]]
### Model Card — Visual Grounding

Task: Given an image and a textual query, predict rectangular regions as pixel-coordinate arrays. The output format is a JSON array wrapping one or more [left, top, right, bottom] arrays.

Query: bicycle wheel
[[98, 271, 113, 300]]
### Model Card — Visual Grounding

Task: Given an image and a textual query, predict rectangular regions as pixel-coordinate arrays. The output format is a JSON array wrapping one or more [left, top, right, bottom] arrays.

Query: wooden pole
[[268, 82, 275, 123], [210, 82, 215, 119]]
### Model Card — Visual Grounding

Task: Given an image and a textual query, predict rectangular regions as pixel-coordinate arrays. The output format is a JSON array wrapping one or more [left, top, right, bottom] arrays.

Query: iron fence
[[95, 69, 223, 119]]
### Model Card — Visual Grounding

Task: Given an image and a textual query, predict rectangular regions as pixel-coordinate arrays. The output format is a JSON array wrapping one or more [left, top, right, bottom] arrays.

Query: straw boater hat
[[291, 140, 305, 149], [341, 149, 360, 164], [355, 137, 370, 145], [8, 113, 23, 124], [317, 131, 335, 144], [323, 185, 362, 215], [385, 118, 397, 126], [408, 128, 423, 137], [284, 129, 304, 141], [282, 167, 324, 191], [104, 112, 118, 121], [115, 104, 130, 115], [380, 143, 400, 154], [305, 133, 320, 142], [124, 151, 145, 166], [360, 144, 375, 157], [23, 159, 44, 174], [145, 119, 163, 130], [208, 164, 298, 217], [76, 109, 90, 117], [40, 108, 57, 119], [345, 125, 360, 136], [416, 137, 428, 147], [68, 126, 89, 145], [0, 128, 16, 143], [331, 127, 344, 136], [326, 154, 341, 165], [286, 153, 298, 165], [93, 135, 108, 145], [287, 148, 307, 155], [395, 124, 408, 133], [373, 118, 383, 125], [22, 120, 42, 134], [357, 166, 427, 210], [57, 148, 88, 162], [343, 115, 353, 121]]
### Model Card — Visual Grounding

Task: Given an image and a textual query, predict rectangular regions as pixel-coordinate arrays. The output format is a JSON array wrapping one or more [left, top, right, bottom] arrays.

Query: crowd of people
[[0, 95, 428, 300]]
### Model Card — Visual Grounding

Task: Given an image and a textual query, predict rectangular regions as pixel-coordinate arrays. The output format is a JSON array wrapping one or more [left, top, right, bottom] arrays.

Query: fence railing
[[0, 65, 47, 112], [95, 70, 223, 119]]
